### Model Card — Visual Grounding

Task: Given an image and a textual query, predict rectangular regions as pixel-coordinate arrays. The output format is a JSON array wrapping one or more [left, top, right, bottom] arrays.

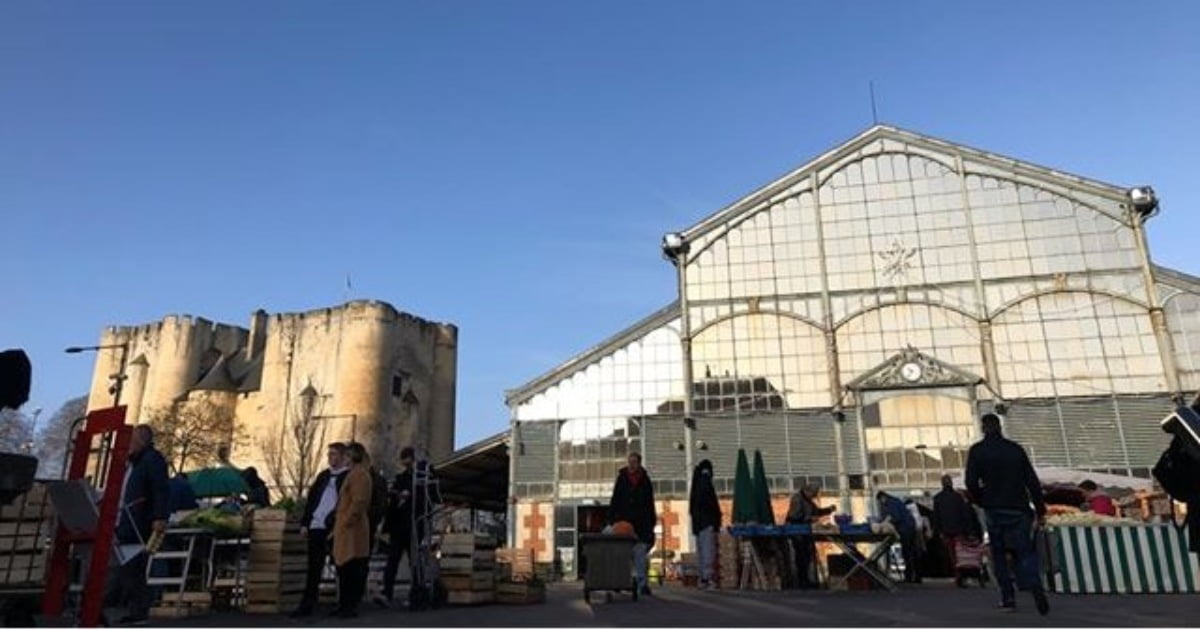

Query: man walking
[[932, 475, 977, 586], [688, 459, 721, 590], [608, 452, 656, 596], [965, 413, 1050, 615], [291, 443, 348, 618], [108, 424, 170, 626]]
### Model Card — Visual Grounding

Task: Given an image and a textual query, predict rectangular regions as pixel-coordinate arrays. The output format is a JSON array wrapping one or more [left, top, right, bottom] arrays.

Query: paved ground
[[154, 580, 1196, 628]]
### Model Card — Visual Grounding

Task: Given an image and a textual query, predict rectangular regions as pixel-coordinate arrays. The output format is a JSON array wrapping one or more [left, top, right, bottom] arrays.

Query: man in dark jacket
[[965, 413, 1049, 616], [379, 447, 416, 604], [787, 483, 835, 589], [291, 443, 348, 618], [876, 491, 920, 583], [932, 474, 978, 586], [242, 467, 271, 507], [107, 424, 170, 625], [608, 452, 656, 596], [688, 459, 721, 589]]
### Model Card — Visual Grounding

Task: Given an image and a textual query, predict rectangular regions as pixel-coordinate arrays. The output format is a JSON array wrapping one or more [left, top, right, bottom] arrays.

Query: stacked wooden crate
[[0, 484, 53, 587], [150, 593, 212, 619], [494, 548, 544, 605], [244, 509, 308, 614], [496, 547, 534, 581], [717, 531, 739, 590], [439, 533, 496, 605]]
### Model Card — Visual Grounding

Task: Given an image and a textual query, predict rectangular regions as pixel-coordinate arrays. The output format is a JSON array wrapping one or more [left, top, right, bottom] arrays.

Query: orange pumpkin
[[611, 521, 636, 537]]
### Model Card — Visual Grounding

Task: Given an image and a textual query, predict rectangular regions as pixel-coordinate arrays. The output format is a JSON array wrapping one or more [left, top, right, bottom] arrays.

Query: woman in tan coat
[[331, 442, 372, 618]]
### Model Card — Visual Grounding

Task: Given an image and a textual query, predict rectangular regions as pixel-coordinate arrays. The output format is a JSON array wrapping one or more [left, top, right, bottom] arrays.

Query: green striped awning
[[1053, 525, 1200, 594]]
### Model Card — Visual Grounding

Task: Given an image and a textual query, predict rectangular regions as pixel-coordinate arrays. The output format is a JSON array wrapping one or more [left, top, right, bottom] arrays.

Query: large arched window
[[691, 313, 828, 409], [991, 292, 1164, 398], [837, 304, 983, 386]]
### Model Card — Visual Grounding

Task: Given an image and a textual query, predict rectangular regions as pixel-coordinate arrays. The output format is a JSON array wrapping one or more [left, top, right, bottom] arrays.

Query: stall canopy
[[433, 432, 509, 513], [952, 467, 1155, 492]]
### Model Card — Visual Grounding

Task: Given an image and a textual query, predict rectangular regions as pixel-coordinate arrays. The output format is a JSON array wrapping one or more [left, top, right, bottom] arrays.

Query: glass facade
[[510, 127, 1194, 517]]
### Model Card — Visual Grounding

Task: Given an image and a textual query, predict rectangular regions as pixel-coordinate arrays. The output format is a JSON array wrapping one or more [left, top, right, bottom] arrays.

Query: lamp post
[[65, 342, 129, 488], [65, 343, 130, 407], [914, 444, 930, 491], [662, 231, 696, 548]]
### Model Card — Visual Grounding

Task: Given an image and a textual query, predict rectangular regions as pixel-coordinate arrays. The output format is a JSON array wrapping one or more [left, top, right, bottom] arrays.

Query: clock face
[[900, 362, 923, 383]]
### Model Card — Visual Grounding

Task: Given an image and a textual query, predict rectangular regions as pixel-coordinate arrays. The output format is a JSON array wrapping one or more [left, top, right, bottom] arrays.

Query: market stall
[[726, 524, 898, 591], [1046, 513, 1199, 594]]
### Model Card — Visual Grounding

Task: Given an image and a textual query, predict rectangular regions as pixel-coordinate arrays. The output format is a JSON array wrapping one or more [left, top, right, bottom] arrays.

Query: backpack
[[1153, 436, 1200, 505]]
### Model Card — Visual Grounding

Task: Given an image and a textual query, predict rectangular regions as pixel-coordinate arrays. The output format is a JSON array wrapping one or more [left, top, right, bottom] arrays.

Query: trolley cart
[[953, 538, 989, 587], [407, 452, 447, 612], [579, 534, 639, 604]]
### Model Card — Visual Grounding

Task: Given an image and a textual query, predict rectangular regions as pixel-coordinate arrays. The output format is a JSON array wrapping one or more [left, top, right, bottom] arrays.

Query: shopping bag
[[1034, 527, 1058, 574]]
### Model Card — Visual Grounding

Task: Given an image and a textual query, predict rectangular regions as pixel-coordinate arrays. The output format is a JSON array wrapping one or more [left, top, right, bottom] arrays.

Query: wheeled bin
[[579, 533, 639, 603]]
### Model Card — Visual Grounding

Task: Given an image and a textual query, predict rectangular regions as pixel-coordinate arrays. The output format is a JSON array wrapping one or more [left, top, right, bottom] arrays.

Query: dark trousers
[[985, 509, 1042, 603], [900, 531, 922, 583], [336, 557, 369, 613], [791, 536, 817, 588], [299, 528, 330, 612], [104, 550, 151, 618], [382, 528, 412, 600]]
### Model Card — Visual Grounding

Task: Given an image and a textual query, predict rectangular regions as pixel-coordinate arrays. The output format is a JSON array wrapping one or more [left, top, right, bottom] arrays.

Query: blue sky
[[3, 1, 1199, 447]]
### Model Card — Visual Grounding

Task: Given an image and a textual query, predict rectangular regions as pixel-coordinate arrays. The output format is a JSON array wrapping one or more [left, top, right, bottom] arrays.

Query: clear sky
[[3, 1, 1199, 447]]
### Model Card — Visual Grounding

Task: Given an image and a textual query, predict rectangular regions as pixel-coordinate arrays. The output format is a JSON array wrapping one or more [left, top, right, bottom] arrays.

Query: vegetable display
[[178, 508, 248, 536]]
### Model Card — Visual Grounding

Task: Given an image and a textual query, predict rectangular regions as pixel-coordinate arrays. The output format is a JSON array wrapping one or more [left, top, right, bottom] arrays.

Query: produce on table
[[1046, 504, 1081, 516], [178, 507, 248, 536], [1045, 512, 1140, 527]]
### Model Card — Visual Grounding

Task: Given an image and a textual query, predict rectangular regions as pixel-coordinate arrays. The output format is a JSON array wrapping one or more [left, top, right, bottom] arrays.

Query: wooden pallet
[[446, 590, 495, 606], [495, 580, 545, 605]]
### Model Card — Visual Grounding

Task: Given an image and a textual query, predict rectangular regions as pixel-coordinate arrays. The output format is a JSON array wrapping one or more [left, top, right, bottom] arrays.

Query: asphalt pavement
[[154, 580, 1196, 628]]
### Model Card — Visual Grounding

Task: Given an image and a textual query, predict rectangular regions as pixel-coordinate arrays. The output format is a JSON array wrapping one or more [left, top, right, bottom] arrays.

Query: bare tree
[[259, 429, 290, 499], [0, 408, 33, 453], [33, 396, 88, 477], [145, 400, 247, 473], [283, 390, 327, 501]]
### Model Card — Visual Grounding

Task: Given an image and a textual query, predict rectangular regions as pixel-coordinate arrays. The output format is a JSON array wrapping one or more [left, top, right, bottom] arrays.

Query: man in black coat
[[689, 459, 721, 589], [608, 452, 657, 596], [379, 447, 416, 604], [933, 474, 980, 586], [107, 424, 170, 625], [965, 413, 1049, 615], [291, 443, 348, 618]]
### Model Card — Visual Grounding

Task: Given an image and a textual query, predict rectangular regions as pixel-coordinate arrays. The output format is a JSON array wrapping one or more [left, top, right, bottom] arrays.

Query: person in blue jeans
[[965, 412, 1050, 616]]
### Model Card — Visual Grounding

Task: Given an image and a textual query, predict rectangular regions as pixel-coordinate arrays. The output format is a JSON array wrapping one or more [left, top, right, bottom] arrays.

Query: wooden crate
[[495, 580, 545, 605], [446, 590, 495, 605]]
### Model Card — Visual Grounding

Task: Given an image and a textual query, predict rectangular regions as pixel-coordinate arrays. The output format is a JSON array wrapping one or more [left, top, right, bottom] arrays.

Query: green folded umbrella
[[752, 449, 775, 526], [732, 448, 755, 525], [187, 466, 249, 499]]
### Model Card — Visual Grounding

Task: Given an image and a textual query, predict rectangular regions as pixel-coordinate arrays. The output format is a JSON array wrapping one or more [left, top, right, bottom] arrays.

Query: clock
[[900, 362, 923, 383]]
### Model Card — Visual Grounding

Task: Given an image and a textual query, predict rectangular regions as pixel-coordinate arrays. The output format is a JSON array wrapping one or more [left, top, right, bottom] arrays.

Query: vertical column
[[811, 172, 849, 510]]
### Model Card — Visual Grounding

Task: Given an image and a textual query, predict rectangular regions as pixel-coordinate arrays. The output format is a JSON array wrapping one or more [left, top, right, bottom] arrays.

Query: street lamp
[[914, 444, 929, 490], [65, 343, 130, 407], [661, 230, 697, 547]]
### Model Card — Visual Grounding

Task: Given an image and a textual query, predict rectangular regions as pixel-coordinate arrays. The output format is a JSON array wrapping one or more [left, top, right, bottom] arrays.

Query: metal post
[[677, 258, 696, 507]]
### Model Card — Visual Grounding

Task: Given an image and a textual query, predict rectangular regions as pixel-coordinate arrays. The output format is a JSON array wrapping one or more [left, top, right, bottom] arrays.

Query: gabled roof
[[505, 301, 679, 407], [846, 346, 983, 392], [192, 354, 239, 392], [1154, 265, 1200, 294], [679, 124, 1130, 248]]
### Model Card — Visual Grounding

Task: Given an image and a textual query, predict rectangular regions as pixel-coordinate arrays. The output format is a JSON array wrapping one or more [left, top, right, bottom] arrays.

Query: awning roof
[[433, 431, 509, 513]]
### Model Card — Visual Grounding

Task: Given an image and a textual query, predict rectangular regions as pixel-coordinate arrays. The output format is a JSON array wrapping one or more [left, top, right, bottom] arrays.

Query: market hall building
[[503, 125, 1200, 578]]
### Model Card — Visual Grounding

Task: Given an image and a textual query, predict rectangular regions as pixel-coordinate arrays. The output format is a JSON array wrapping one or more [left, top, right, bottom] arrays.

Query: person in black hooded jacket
[[689, 459, 721, 589], [608, 452, 656, 596]]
